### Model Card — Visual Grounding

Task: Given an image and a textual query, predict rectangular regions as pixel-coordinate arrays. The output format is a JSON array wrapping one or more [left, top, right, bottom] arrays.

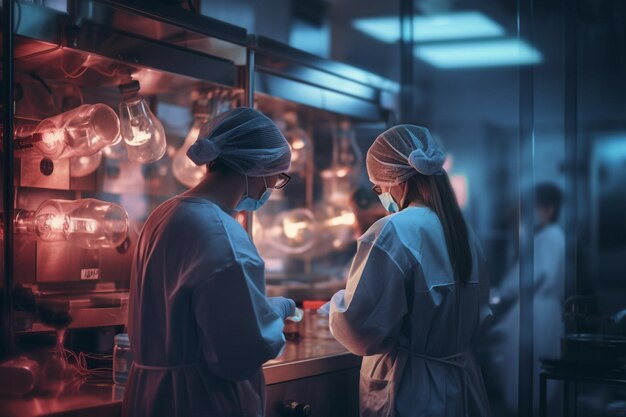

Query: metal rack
[[1, 0, 250, 354], [0, 0, 398, 356]]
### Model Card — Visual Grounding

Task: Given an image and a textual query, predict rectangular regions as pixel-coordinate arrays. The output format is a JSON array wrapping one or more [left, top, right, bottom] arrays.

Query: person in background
[[326, 125, 492, 417], [489, 183, 565, 415], [122, 108, 296, 417]]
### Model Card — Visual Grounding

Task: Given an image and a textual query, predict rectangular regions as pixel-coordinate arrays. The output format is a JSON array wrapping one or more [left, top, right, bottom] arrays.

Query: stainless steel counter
[[0, 324, 360, 417]]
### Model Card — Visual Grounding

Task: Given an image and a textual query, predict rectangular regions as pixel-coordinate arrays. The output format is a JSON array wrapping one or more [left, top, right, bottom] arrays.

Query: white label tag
[[80, 268, 100, 280]]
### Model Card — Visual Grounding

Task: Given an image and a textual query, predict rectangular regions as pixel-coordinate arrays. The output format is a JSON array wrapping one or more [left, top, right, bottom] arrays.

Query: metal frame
[[540, 368, 626, 417], [14, 3, 242, 88], [517, 0, 536, 414], [563, 0, 579, 298], [2, 0, 250, 344], [248, 35, 397, 121], [94, 0, 248, 46], [2, 0, 16, 359], [1, 1, 398, 352]]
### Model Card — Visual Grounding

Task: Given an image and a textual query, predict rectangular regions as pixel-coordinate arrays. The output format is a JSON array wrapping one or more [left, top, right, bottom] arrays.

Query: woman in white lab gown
[[489, 183, 565, 413], [328, 125, 492, 417], [122, 108, 296, 417]]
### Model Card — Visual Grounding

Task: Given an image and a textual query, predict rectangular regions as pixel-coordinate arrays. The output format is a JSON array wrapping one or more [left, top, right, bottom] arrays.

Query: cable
[[89, 64, 118, 78], [57, 347, 114, 381], [28, 72, 57, 109], [60, 64, 88, 79], [15, 17, 65, 61], [28, 73, 53, 96]]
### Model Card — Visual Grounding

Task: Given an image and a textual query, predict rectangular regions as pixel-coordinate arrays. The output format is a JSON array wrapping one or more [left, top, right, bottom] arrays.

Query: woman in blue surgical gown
[[122, 108, 296, 417], [328, 125, 492, 417]]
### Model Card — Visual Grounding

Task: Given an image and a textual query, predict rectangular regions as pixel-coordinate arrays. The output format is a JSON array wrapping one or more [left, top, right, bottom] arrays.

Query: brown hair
[[404, 172, 472, 284]]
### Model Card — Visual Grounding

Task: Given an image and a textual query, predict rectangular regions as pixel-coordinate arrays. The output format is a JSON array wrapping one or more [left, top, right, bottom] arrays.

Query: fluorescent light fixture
[[353, 11, 505, 43], [414, 38, 542, 68]]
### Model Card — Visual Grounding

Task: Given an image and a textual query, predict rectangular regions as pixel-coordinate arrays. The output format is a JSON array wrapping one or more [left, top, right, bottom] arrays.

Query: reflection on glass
[[32, 104, 120, 159], [313, 203, 357, 256], [118, 80, 167, 164], [15, 198, 129, 249], [321, 120, 362, 203], [264, 208, 316, 255]]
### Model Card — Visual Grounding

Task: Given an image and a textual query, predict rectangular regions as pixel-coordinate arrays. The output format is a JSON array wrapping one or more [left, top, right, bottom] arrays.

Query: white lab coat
[[122, 196, 286, 417], [490, 223, 565, 413], [329, 206, 492, 417]]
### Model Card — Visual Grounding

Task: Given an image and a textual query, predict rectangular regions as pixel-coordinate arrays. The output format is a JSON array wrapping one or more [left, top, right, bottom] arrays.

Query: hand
[[268, 297, 296, 320]]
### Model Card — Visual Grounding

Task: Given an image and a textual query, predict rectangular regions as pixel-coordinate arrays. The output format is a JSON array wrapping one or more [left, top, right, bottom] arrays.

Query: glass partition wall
[[393, 0, 626, 415]]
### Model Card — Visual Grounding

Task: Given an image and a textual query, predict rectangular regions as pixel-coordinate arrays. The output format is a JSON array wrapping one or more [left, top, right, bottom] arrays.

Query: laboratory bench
[[0, 324, 361, 417]]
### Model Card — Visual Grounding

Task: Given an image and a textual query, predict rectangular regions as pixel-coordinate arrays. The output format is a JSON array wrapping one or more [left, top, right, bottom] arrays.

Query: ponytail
[[405, 172, 472, 284]]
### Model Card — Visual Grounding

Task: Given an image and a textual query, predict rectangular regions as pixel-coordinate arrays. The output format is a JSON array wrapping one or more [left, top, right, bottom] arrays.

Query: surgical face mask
[[235, 176, 273, 212], [378, 191, 399, 213]]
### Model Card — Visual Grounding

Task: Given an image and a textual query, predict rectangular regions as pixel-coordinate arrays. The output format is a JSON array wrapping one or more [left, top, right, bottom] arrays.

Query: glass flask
[[70, 151, 103, 178], [282, 111, 312, 175], [173, 89, 234, 187], [15, 198, 129, 249], [172, 117, 207, 187], [118, 80, 167, 164], [265, 208, 317, 255], [32, 104, 120, 159]]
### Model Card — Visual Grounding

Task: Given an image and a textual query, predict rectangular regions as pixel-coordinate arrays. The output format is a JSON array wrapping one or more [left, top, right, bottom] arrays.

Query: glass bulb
[[310, 202, 358, 257], [173, 89, 235, 187], [265, 208, 317, 255], [331, 120, 362, 180], [321, 121, 363, 203], [70, 151, 103, 178], [16, 199, 129, 249], [283, 111, 312, 174], [172, 118, 208, 187], [33, 104, 120, 159], [119, 96, 166, 164]]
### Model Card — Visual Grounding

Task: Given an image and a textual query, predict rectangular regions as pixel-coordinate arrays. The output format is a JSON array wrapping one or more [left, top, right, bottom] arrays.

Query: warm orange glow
[[282, 217, 309, 239], [336, 168, 349, 178], [325, 212, 356, 227], [41, 129, 65, 149], [292, 138, 305, 150], [45, 215, 67, 231]]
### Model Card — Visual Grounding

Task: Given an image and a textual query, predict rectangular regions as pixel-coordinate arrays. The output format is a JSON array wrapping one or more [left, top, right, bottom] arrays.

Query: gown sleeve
[[192, 259, 286, 382], [329, 240, 408, 357]]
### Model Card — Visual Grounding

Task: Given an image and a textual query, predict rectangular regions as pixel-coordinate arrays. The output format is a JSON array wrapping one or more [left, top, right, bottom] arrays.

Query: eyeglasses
[[371, 185, 382, 196], [273, 173, 291, 190]]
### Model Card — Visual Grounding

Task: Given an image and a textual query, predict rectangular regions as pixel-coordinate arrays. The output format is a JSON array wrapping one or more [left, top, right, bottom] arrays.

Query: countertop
[[0, 317, 361, 417]]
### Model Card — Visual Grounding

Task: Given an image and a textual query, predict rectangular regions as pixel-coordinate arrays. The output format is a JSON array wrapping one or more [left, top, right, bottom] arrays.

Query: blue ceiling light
[[414, 38, 542, 68], [353, 11, 505, 43]]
